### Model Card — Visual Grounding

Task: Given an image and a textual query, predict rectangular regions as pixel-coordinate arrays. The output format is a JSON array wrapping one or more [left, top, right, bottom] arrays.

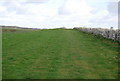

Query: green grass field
[[2, 28, 118, 79]]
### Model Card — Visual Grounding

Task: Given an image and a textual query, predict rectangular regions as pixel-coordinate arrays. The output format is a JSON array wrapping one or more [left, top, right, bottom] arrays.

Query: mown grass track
[[2, 28, 118, 79]]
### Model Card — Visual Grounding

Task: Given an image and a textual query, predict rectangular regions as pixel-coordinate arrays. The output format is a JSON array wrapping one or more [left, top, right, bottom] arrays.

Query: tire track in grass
[[45, 30, 65, 79], [57, 29, 100, 79], [22, 30, 60, 79], [61, 30, 118, 79], [23, 30, 64, 79], [74, 31, 118, 79]]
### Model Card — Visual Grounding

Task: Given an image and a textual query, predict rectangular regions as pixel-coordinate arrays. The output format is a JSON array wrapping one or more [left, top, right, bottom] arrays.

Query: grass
[[2, 28, 119, 79]]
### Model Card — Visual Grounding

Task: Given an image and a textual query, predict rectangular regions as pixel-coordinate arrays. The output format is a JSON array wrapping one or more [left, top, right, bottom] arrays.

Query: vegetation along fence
[[74, 27, 120, 43]]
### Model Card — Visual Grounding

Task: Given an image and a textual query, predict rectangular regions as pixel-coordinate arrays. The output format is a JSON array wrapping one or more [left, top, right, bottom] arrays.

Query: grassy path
[[2, 29, 118, 79]]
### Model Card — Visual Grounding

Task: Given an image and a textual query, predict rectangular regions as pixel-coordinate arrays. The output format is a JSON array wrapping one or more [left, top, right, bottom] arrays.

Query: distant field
[[2, 28, 118, 79]]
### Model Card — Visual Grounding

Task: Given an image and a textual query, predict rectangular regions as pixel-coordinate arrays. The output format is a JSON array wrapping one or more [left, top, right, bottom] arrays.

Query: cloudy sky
[[0, 0, 119, 29]]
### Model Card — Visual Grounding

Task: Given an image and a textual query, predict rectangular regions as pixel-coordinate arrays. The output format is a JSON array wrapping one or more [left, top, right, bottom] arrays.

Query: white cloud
[[0, 0, 118, 29], [89, 1, 118, 29], [0, 5, 6, 12], [50, 0, 93, 28], [59, 0, 93, 15]]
